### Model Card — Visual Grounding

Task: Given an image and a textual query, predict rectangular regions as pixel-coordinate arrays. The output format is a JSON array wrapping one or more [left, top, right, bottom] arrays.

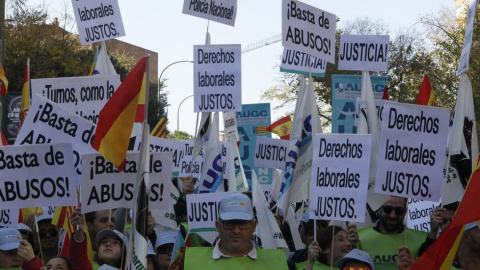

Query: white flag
[[93, 41, 117, 76], [192, 112, 211, 161]]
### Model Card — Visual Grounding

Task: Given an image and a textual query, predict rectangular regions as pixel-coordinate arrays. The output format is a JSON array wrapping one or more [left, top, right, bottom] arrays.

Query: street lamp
[[177, 94, 194, 131], [157, 60, 194, 105]]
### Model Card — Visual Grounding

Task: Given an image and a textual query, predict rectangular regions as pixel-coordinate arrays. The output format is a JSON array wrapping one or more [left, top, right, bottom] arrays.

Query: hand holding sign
[[70, 208, 85, 241]]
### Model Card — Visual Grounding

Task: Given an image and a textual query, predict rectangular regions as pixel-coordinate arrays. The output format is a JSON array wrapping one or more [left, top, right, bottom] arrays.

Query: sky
[[32, 0, 454, 136]]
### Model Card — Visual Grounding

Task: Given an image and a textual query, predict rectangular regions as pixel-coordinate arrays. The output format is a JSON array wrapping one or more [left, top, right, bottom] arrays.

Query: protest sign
[[182, 0, 237, 26], [133, 136, 184, 175], [81, 152, 173, 213], [282, 0, 336, 63], [254, 136, 289, 169], [0, 209, 20, 228], [1, 93, 21, 144], [223, 111, 239, 141], [220, 142, 232, 176], [178, 140, 204, 178], [72, 0, 125, 45], [186, 192, 231, 231], [194, 44, 242, 112], [31, 75, 121, 124], [457, 0, 479, 75], [309, 134, 372, 222], [407, 198, 441, 232], [338, 35, 390, 72], [374, 103, 450, 201], [280, 48, 326, 77], [15, 96, 97, 185], [354, 98, 395, 127], [0, 143, 77, 209]]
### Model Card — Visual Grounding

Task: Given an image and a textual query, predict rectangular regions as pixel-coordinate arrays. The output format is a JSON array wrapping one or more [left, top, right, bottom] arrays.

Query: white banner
[[280, 48, 326, 77], [81, 152, 173, 213], [282, 0, 336, 63], [15, 96, 97, 185], [338, 35, 390, 72], [457, 0, 479, 75], [194, 45, 242, 112], [72, 0, 126, 45], [182, 0, 237, 26], [186, 192, 231, 230], [254, 137, 289, 169], [31, 75, 121, 124], [309, 134, 372, 222], [0, 143, 77, 208], [133, 136, 184, 175], [374, 103, 450, 201], [223, 111, 239, 141], [0, 209, 20, 228]]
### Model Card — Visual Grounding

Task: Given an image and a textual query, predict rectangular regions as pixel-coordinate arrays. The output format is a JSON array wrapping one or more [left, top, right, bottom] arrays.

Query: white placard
[[254, 137, 289, 169], [0, 209, 20, 228], [374, 103, 450, 201], [309, 134, 372, 222], [194, 45, 242, 112], [182, 0, 237, 26], [406, 198, 441, 232], [178, 140, 204, 178], [457, 0, 479, 75], [72, 0, 126, 45], [0, 143, 77, 208], [338, 35, 390, 72], [81, 152, 173, 213], [280, 48, 326, 77], [354, 98, 396, 127], [133, 136, 184, 174], [31, 75, 121, 125], [186, 192, 231, 230], [15, 95, 97, 185], [223, 111, 239, 141], [220, 142, 232, 176], [282, 0, 336, 63]]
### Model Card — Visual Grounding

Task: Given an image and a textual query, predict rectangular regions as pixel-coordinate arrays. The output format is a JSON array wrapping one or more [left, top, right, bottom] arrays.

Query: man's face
[[378, 197, 407, 234], [215, 219, 257, 256], [156, 243, 174, 267], [37, 222, 59, 251], [0, 249, 22, 268], [88, 210, 115, 235]]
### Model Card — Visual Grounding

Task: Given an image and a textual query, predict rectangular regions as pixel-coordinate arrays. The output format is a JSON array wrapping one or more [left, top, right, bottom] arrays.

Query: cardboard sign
[[133, 136, 184, 175], [309, 134, 372, 222], [31, 75, 121, 124], [280, 48, 326, 77], [282, 0, 336, 63], [81, 152, 173, 213], [72, 0, 126, 45], [407, 198, 441, 233], [374, 103, 450, 201], [15, 96, 97, 185], [223, 111, 239, 141], [338, 35, 390, 72], [186, 192, 231, 230], [194, 44, 242, 112], [254, 137, 289, 169], [0, 209, 20, 228], [182, 0, 237, 26], [457, 0, 479, 75], [0, 143, 77, 208]]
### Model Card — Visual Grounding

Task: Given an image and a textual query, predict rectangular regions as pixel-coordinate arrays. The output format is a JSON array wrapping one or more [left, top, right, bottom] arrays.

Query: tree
[[167, 130, 194, 140]]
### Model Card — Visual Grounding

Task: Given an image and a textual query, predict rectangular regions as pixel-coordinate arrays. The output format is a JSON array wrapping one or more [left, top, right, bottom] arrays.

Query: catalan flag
[[0, 62, 8, 96], [416, 74, 436, 106], [151, 115, 168, 138], [92, 57, 147, 169], [253, 125, 268, 134], [411, 157, 480, 270], [19, 59, 30, 126], [267, 116, 292, 140]]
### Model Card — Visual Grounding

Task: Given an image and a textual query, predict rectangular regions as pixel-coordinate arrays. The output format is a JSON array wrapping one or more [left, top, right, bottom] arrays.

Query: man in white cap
[[183, 193, 288, 269], [0, 228, 23, 268]]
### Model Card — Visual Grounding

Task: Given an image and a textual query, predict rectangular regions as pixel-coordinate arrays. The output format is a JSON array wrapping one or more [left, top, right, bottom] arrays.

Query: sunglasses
[[39, 228, 58, 239], [156, 245, 174, 254], [382, 206, 405, 215], [221, 220, 252, 230]]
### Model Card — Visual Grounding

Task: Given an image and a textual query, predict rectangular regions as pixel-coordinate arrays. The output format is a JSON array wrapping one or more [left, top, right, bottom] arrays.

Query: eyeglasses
[[39, 228, 58, 239], [221, 220, 252, 230], [156, 245, 174, 254], [382, 206, 405, 215]]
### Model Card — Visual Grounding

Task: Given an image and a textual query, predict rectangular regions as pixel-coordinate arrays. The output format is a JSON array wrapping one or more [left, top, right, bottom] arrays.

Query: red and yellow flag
[[267, 116, 292, 140], [0, 63, 8, 96], [151, 115, 168, 138], [19, 59, 30, 125], [416, 74, 436, 106], [411, 157, 480, 269], [92, 57, 147, 169]]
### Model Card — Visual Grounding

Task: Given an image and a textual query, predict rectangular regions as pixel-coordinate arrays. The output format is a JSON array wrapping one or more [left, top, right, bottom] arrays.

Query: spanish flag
[[267, 116, 292, 140], [151, 115, 168, 138], [415, 74, 436, 106], [0, 62, 8, 96], [411, 157, 480, 269], [19, 59, 30, 126], [92, 57, 147, 169]]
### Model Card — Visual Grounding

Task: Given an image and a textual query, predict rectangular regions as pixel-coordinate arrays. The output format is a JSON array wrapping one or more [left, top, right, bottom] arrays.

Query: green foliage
[[167, 130, 194, 140]]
